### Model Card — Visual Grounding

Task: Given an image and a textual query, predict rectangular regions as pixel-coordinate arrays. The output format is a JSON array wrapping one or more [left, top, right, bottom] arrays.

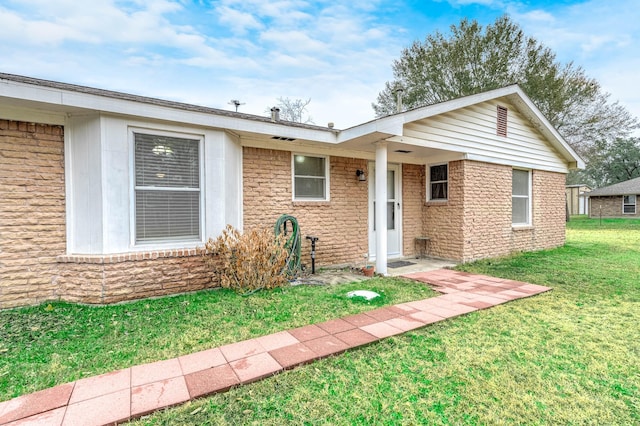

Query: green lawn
[[129, 216, 639, 425], [0, 276, 436, 401], [2, 217, 639, 425]]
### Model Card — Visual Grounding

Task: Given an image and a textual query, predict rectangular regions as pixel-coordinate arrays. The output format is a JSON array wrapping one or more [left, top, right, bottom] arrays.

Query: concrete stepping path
[[0, 269, 550, 425]]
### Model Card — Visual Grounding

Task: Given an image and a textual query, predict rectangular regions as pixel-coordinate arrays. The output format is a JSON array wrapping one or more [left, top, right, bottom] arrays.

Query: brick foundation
[[55, 250, 215, 304]]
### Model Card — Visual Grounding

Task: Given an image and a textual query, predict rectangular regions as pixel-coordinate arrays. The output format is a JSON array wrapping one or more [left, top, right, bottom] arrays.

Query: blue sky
[[1, 0, 638, 129]]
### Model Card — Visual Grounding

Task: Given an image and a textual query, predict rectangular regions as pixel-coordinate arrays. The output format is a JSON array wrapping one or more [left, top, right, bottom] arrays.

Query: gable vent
[[271, 136, 296, 141], [497, 105, 508, 137]]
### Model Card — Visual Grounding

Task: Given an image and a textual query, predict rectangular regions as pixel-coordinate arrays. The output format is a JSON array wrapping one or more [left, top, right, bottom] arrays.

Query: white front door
[[368, 163, 402, 259]]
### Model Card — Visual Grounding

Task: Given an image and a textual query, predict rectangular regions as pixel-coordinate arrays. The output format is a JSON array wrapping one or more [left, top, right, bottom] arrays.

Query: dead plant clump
[[204, 225, 289, 294]]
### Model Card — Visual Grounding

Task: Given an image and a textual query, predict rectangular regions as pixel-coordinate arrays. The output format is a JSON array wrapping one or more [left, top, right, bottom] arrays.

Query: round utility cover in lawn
[[347, 290, 380, 301]]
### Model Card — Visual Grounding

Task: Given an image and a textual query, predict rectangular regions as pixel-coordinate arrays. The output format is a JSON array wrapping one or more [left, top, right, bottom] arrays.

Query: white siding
[[65, 114, 242, 255], [66, 114, 104, 254], [403, 100, 568, 173]]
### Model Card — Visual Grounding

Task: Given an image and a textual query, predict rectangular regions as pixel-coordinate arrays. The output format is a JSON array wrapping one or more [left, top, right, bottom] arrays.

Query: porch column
[[375, 141, 388, 275]]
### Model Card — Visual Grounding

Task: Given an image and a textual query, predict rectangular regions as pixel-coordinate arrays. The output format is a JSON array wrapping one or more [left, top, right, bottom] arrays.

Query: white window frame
[[623, 195, 636, 214], [427, 163, 448, 201], [129, 127, 205, 247], [512, 168, 532, 226], [292, 153, 330, 201]]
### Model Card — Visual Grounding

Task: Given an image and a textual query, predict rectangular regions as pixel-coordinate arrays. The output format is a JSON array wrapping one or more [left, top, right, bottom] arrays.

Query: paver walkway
[[0, 269, 550, 426]]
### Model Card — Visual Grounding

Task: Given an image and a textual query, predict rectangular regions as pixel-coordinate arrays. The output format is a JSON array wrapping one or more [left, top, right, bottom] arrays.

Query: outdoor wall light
[[356, 169, 366, 181]]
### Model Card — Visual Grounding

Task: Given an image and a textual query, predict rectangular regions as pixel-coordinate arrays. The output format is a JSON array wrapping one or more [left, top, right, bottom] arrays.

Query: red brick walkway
[[0, 270, 550, 425]]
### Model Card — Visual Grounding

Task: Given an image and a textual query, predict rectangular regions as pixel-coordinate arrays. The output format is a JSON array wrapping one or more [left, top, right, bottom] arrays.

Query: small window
[[512, 169, 531, 225], [134, 132, 201, 243], [497, 105, 508, 137], [623, 195, 636, 214], [293, 154, 328, 200], [429, 164, 448, 201]]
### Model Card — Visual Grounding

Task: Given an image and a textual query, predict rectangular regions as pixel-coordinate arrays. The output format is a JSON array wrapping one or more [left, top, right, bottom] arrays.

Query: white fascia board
[[0, 79, 338, 144], [337, 115, 404, 143], [338, 86, 524, 144], [505, 88, 585, 169]]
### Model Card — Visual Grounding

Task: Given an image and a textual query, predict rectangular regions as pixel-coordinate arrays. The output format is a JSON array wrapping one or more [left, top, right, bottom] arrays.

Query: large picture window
[[429, 164, 448, 201], [293, 154, 328, 200], [134, 132, 201, 243], [623, 195, 636, 214], [512, 169, 531, 225]]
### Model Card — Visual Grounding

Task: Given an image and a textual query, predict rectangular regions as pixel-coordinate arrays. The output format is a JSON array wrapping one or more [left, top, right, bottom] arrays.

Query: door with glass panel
[[368, 163, 402, 259]]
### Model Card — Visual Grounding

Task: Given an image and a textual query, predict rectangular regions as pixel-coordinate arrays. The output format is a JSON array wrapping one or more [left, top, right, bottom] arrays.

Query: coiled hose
[[274, 214, 302, 276]]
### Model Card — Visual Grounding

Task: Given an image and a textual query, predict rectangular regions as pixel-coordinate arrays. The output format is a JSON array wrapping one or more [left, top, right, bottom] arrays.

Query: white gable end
[[399, 99, 569, 173]]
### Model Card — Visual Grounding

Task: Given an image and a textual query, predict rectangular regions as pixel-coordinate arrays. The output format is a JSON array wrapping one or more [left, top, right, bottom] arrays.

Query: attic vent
[[497, 105, 508, 137], [271, 136, 296, 141], [394, 149, 412, 154]]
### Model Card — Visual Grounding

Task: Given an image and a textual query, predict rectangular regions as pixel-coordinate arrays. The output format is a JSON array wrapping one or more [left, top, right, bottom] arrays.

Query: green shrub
[[204, 225, 289, 294]]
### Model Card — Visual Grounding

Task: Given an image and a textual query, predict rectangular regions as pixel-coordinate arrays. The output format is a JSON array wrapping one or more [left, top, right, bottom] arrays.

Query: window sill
[[426, 200, 449, 206], [293, 200, 331, 207], [512, 225, 534, 231], [57, 247, 205, 264]]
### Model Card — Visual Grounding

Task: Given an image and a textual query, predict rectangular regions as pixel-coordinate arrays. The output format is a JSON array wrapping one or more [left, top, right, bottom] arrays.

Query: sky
[[1, 0, 638, 130]]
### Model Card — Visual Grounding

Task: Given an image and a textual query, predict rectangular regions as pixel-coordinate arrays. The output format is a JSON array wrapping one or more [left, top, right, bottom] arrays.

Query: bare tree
[[266, 97, 314, 124]]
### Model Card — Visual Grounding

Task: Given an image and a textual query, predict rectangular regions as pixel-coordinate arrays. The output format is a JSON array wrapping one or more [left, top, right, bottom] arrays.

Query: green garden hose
[[274, 214, 302, 276]]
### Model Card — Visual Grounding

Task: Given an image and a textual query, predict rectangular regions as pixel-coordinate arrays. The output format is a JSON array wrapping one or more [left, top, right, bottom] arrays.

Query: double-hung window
[[429, 164, 448, 201], [293, 154, 328, 200], [623, 195, 636, 214], [512, 169, 531, 225], [134, 132, 201, 243]]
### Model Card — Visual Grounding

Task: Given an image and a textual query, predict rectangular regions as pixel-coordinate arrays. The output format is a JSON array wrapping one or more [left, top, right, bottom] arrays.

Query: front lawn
[[0, 276, 436, 401], [2, 217, 639, 424], [129, 216, 639, 425]]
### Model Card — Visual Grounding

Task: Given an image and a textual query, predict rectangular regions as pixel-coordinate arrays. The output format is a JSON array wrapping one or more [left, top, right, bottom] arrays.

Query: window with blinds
[[134, 132, 200, 243]]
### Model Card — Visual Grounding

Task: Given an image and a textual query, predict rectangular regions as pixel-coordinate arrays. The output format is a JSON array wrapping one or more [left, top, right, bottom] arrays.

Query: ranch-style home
[[0, 73, 583, 309], [588, 176, 640, 218]]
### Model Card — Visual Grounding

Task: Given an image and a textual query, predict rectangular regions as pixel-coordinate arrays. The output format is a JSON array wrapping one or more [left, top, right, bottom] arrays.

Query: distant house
[[566, 184, 591, 215], [589, 177, 640, 218], [0, 73, 583, 309]]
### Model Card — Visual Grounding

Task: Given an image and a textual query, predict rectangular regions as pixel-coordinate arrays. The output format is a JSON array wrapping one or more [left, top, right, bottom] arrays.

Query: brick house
[[588, 176, 640, 218], [0, 73, 583, 309]]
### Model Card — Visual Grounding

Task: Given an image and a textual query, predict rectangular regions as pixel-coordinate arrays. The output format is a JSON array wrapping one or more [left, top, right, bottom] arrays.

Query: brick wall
[[1, 120, 219, 309], [55, 250, 215, 304], [424, 160, 566, 263], [402, 164, 425, 257], [423, 160, 465, 260], [0, 120, 66, 309], [589, 196, 640, 218], [460, 162, 565, 261], [460, 161, 515, 261], [243, 147, 369, 268]]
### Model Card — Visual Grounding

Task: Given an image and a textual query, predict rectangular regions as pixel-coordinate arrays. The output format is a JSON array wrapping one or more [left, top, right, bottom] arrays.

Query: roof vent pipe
[[393, 87, 404, 113], [270, 107, 280, 122]]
